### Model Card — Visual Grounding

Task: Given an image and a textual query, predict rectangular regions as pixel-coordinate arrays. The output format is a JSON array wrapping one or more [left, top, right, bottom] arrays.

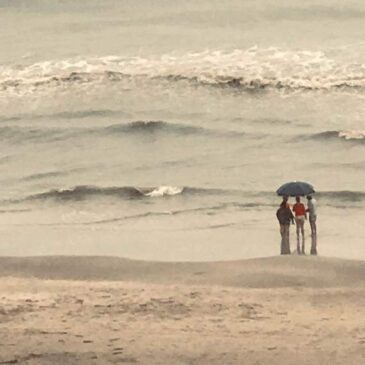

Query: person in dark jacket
[[276, 201, 295, 255]]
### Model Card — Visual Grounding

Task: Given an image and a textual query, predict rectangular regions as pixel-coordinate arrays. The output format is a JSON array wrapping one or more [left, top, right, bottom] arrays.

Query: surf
[[1, 48, 365, 96]]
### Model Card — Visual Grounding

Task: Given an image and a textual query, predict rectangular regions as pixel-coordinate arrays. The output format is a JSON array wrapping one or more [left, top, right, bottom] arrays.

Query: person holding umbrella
[[276, 181, 316, 256]]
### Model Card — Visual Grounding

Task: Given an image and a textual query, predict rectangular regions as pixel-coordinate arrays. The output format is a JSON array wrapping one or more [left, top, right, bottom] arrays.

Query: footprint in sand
[[115, 357, 137, 363], [0, 359, 18, 364], [267, 346, 277, 351]]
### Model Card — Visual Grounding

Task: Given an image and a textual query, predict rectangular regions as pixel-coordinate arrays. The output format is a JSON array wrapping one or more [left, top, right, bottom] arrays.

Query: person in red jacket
[[292, 196, 307, 254]]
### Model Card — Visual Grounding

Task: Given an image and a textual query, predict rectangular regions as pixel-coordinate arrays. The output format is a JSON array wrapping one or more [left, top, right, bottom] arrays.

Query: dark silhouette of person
[[276, 201, 295, 255]]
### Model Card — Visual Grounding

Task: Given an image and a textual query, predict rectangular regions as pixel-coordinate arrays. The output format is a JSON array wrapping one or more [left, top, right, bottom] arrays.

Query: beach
[[1, 255, 365, 365], [1, 1, 365, 363]]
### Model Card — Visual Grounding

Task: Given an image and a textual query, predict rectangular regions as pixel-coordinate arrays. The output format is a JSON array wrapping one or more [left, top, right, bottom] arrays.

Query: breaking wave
[[309, 130, 365, 143], [19, 186, 248, 203], [6, 185, 365, 207], [26, 185, 185, 202], [338, 130, 365, 140], [1, 48, 365, 94]]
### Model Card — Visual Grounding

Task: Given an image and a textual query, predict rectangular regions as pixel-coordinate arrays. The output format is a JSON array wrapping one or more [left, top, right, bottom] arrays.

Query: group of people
[[276, 195, 317, 255]]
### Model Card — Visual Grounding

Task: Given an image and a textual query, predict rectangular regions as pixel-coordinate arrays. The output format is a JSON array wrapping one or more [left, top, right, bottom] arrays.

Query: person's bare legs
[[296, 219, 300, 254], [295, 218, 305, 254], [300, 221, 305, 254]]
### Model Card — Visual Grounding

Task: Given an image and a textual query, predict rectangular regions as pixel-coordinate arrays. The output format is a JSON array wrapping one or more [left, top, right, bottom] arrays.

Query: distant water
[[0, 0, 364, 261]]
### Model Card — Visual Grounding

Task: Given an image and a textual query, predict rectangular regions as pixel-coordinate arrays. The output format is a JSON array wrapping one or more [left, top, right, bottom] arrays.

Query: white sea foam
[[1, 48, 365, 94], [145, 186, 184, 197], [338, 130, 365, 140]]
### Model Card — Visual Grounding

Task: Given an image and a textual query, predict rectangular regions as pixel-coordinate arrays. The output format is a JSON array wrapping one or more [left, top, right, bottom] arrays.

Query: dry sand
[[0, 255, 365, 365]]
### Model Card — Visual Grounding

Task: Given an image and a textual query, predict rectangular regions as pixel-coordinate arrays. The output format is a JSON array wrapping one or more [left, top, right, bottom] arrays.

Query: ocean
[[0, 0, 364, 261]]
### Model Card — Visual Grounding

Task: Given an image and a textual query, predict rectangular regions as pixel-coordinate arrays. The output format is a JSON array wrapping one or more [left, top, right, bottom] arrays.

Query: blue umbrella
[[276, 181, 315, 197]]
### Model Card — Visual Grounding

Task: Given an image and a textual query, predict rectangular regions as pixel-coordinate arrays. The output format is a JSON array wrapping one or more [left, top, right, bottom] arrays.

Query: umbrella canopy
[[276, 181, 315, 197]]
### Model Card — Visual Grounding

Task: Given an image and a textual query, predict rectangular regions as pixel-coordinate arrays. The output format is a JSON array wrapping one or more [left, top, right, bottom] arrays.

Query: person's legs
[[310, 218, 317, 255], [280, 224, 285, 254], [295, 218, 301, 254], [300, 220, 305, 254], [295, 217, 306, 254], [310, 219, 317, 236], [280, 224, 290, 254], [284, 224, 291, 254]]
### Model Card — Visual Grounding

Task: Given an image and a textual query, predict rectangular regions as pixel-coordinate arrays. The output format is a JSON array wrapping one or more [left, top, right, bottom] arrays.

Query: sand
[[0, 256, 365, 365]]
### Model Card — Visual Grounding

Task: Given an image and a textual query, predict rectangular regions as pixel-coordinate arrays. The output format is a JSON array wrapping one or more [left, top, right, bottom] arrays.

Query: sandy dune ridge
[[0, 256, 365, 365], [1, 255, 365, 287]]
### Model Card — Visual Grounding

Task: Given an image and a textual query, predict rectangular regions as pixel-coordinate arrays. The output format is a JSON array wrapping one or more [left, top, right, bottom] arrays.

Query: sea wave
[[1, 48, 365, 94], [0, 126, 71, 143], [6, 185, 365, 206], [309, 130, 365, 143], [105, 121, 244, 138], [0, 121, 245, 144], [26, 185, 185, 202], [106, 121, 205, 136], [18, 185, 246, 203], [338, 130, 365, 140], [0, 109, 128, 123], [318, 191, 365, 202], [145, 186, 184, 197]]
